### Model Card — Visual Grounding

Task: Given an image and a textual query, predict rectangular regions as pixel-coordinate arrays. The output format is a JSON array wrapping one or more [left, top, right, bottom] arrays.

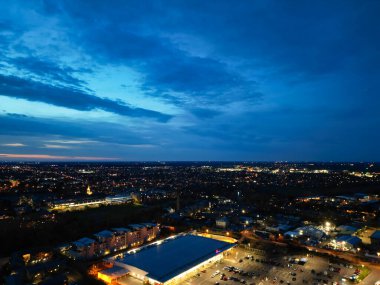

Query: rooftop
[[94, 230, 114, 239], [112, 228, 131, 233], [336, 235, 361, 245], [99, 265, 129, 279], [128, 224, 145, 230], [113, 234, 235, 283], [74, 237, 95, 247], [371, 230, 380, 240]]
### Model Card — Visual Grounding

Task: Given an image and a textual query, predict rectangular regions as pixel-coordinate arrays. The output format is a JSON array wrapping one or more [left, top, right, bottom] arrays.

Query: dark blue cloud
[[9, 56, 88, 87], [0, 113, 152, 145], [0, 74, 171, 122]]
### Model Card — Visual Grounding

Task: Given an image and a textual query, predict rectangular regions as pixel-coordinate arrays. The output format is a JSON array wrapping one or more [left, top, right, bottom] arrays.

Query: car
[[349, 275, 358, 281], [215, 283, 220, 285], [211, 271, 221, 278]]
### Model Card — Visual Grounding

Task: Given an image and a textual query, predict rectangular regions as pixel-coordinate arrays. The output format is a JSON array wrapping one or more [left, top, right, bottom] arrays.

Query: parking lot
[[184, 246, 364, 285]]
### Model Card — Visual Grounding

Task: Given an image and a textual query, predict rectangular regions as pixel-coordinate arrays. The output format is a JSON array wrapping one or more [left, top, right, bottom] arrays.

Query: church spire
[[86, 185, 93, 195]]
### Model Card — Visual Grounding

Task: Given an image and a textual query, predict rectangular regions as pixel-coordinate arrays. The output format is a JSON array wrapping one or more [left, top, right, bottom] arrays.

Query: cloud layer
[[0, 0, 379, 161]]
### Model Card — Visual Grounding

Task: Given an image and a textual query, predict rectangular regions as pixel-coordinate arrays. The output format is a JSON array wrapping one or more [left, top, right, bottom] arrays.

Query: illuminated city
[[1, 1, 380, 285]]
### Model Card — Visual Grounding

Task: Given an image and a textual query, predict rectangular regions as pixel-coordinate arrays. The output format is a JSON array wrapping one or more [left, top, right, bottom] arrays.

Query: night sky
[[0, 1, 379, 161]]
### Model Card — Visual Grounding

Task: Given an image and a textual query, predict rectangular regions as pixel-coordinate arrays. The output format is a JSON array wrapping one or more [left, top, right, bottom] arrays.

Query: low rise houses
[[7, 249, 67, 285], [215, 217, 229, 229], [63, 223, 160, 260], [94, 231, 115, 255], [72, 238, 97, 260]]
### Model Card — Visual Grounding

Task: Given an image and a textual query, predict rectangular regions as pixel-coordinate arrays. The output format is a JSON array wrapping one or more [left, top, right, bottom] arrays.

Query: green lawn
[[355, 265, 371, 283]]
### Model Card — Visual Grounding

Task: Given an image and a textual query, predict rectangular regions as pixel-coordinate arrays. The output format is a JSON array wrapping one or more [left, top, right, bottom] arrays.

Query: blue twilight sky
[[0, 0, 379, 161]]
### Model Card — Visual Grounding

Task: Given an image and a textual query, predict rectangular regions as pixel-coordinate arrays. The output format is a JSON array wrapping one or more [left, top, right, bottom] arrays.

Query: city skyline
[[1, 1, 379, 161]]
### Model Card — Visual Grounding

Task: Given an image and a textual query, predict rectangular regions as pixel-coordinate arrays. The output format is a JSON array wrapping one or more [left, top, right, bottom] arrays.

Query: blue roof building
[[335, 235, 361, 250], [99, 234, 236, 284], [371, 230, 380, 240], [371, 230, 380, 249]]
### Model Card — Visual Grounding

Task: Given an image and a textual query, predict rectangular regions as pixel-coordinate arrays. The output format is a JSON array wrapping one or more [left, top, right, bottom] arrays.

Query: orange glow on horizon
[[0, 153, 118, 161]]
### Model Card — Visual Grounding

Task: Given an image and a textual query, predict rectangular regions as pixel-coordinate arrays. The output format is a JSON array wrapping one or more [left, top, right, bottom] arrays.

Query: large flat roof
[[115, 234, 235, 283]]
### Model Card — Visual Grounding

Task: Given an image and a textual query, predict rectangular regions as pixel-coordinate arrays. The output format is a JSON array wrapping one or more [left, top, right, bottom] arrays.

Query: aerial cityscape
[[0, 1, 379, 285]]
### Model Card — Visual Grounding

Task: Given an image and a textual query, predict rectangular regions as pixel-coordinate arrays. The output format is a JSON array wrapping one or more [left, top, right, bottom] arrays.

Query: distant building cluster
[[6, 249, 67, 285], [48, 193, 133, 212]]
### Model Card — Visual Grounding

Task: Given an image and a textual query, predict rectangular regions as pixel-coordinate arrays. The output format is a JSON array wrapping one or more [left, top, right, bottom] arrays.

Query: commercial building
[[285, 226, 326, 241], [330, 235, 361, 251], [49, 194, 133, 212], [98, 234, 236, 284]]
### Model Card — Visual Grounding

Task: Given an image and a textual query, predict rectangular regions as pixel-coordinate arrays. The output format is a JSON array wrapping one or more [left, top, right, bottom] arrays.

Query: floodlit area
[[179, 246, 375, 285]]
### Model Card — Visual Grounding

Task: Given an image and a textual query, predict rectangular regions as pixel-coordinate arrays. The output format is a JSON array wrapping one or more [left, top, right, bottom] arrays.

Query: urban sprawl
[[0, 162, 379, 285]]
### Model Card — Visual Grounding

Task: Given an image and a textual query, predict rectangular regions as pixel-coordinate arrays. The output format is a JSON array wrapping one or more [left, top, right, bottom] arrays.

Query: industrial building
[[49, 193, 133, 212], [97, 233, 236, 284]]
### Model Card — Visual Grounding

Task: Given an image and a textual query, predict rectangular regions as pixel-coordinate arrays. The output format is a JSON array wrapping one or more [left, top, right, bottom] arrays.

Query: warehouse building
[[97, 233, 236, 284]]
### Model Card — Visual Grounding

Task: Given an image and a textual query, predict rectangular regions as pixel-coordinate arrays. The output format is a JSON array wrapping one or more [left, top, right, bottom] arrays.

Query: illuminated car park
[[182, 247, 360, 285]]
